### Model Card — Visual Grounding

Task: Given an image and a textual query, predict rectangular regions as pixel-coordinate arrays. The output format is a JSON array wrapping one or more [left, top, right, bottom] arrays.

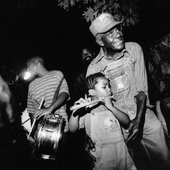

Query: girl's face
[[93, 77, 112, 98]]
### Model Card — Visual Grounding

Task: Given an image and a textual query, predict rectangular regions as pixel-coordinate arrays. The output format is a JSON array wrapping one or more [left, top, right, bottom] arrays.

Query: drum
[[35, 114, 64, 160]]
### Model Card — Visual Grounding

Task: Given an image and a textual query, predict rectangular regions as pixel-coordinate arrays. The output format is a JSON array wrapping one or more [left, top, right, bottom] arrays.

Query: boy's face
[[92, 77, 112, 98]]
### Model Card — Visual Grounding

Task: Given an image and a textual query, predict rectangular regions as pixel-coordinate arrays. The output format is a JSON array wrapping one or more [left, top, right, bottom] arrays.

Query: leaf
[[70, 0, 75, 6], [83, 7, 98, 22], [113, 2, 120, 9], [56, 0, 139, 26], [58, 2, 69, 10], [114, 13, 121, 21]]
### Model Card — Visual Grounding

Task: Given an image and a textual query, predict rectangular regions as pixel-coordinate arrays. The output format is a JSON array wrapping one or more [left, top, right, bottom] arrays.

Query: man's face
[[82, 48, 93, 62], [101, 25, 125, 51], [23, 63, 37, 81]]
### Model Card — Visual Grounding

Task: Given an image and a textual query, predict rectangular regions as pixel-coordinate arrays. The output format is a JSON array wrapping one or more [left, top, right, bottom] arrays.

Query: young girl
[[69, 72, 137, 170]]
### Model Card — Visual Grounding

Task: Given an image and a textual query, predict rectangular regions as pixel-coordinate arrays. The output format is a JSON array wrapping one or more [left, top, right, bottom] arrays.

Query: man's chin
[[113, 42, 125, 51]]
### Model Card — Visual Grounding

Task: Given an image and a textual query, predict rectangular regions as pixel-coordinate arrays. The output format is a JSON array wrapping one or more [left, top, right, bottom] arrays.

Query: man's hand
[[126, 118, 141, 143], [126, 91, 146, 144], [34, 108, 51, 119]]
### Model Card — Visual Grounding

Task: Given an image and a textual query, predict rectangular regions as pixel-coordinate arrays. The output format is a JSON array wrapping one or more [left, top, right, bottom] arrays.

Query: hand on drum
[[34, 107, 51, 120]]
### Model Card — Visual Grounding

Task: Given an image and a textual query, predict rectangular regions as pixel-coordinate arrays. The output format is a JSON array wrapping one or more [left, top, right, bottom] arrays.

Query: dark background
[[0, 0, 170, 107], [0, 1, 170, 169], [0, 0, 170, 71]]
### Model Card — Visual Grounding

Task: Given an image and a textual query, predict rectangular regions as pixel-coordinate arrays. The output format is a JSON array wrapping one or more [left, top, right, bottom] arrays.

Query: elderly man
[[86, 12, 170, 170]]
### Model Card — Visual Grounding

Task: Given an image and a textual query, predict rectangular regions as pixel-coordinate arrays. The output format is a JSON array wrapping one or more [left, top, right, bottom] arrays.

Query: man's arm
[[49, 91, 69, 113], [134, 91, 147, 126], [34, 91, 69, 119], [134, 43, 148, 94], [35, 74, 69, 119], [49, 75, 70, 113], [126, 91, 146, 143], [126, 43, 148, 142], [134, 43, 148, 122]]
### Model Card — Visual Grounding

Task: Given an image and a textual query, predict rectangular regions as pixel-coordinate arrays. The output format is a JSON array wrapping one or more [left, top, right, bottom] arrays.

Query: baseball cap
[[89, 13, 121, 37]]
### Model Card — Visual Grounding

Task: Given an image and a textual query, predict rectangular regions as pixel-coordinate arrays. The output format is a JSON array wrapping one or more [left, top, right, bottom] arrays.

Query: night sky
[[0, 0, 170, 72], [0, 1, 92, 73], [0, 0, 170, 101], [0, 1, 100, 76]]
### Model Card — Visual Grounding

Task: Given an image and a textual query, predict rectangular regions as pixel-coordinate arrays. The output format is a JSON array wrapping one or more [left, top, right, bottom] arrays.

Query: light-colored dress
[[79, 105, 137, 170]]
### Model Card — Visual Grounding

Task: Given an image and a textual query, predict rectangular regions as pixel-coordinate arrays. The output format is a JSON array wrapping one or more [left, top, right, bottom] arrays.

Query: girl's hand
[[71, 98, 92, 111], [72, 98, 91, 117], [74, 98, 90, 105]]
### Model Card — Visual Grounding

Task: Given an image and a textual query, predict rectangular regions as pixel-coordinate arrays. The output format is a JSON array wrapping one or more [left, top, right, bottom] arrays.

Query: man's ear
[[88, 89, 95, 96], [95, 34, 104, 46]]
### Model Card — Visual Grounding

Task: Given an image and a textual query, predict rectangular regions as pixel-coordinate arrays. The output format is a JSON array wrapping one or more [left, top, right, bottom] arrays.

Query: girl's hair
[[85, 72, 106, 94]]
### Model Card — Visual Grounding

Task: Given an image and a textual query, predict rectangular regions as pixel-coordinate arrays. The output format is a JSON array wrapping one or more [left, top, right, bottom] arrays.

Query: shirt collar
[[93, 46, 128, 64]]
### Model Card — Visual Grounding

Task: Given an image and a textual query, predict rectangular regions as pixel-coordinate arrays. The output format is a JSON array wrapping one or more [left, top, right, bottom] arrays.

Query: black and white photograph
[[0, 0, 170, 170]]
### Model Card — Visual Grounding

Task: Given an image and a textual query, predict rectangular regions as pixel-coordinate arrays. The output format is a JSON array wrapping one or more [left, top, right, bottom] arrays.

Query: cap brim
[[98, 21, 121, 35]]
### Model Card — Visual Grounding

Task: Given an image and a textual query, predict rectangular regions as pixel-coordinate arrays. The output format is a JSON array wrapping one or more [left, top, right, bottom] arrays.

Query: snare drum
[[35, 114, 64, 160]]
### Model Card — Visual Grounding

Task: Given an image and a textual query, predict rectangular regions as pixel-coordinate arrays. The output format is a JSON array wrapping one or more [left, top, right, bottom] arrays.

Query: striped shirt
[[27, 70, 69, 132]]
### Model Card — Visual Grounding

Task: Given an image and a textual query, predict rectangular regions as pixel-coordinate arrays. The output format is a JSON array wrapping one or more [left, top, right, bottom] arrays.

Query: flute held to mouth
[[70, 96, 114, 111]]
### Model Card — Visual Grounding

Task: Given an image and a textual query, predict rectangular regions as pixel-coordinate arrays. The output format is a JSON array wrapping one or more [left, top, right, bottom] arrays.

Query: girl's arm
[[110, 106, 130, 129], [69, 97, 89, 132], [103, 98, 130, 129], [68, 110, 80, 132]]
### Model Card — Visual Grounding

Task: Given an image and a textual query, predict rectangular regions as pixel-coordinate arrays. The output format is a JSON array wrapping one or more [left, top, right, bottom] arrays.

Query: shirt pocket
[[109, 71, 130, 94]]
